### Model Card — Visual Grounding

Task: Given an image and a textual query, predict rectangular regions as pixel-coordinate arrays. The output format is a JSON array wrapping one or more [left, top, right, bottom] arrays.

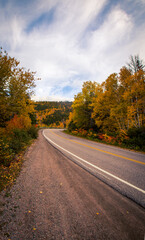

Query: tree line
[[67, 55, 145, 151], [35, 101, 72, 128]]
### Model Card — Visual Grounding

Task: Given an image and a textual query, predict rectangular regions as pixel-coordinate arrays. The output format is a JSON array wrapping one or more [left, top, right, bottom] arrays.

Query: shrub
[[123, 127, 145, 150], [6, 114, 32, 133], [28, 126, 38, 139], [0, 137, 13, 166], [9, 128, 31, 154], [68, 120, 77, 132]]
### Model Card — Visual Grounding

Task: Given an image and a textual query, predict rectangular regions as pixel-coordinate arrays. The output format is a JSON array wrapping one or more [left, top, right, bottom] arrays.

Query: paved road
[[43, 129, 145, 208], [1, 130, 144, 239]]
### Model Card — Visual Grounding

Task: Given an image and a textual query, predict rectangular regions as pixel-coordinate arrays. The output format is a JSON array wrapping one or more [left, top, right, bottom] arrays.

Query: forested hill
[[35, 101, 72, 128]]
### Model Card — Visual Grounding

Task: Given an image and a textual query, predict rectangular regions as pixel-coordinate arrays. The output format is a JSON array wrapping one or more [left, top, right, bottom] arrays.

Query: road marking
[[43, 131, 145, 194], [50, 130, 145, 166]]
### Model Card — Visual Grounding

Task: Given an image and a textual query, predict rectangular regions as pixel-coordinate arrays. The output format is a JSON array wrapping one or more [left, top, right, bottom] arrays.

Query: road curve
[[1, 130, 144, 239], [43, 129, 145, 208]]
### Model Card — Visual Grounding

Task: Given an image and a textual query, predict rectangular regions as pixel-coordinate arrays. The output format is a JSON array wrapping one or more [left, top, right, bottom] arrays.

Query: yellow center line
[[50, 130, 145, 166]]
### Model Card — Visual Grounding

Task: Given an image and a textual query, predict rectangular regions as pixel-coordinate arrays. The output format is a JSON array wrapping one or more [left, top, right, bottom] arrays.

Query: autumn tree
[[67, 55, 145, 150], [92, 74, 119, 133], [0, 48, 38, 127], [0, 48, 19, 126], [125, 55, 145, 128], [121, 70, 145, 128], [72, 81, 97, 129]]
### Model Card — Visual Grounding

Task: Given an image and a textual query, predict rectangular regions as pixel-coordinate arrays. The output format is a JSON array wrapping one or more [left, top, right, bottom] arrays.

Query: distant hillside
[[35, 101, 72, 128]]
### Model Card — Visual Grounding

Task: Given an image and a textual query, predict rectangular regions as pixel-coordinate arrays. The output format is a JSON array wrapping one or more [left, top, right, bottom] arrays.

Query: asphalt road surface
[[43, 129, 145, 208], [0, 130, 144, 239]]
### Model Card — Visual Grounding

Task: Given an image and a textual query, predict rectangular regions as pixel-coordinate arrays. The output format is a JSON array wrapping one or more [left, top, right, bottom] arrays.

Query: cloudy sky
[[0, 0, 145, 101]]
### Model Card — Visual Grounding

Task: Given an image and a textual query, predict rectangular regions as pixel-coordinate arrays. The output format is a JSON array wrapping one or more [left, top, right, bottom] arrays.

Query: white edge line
[[43, 130, 145, 194]]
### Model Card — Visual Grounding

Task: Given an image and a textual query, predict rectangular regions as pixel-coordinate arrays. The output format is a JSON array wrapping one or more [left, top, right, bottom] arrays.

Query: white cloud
[[84, 6, 134, 78], [0, 0, 145, 101]]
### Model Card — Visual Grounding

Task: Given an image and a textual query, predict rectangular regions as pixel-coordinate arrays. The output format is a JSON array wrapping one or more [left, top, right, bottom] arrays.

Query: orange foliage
[[6, 114, 31, 132]]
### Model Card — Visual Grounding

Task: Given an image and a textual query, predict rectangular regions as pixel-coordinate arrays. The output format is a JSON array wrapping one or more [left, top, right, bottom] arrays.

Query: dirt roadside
[[0, 130, 145, 240]]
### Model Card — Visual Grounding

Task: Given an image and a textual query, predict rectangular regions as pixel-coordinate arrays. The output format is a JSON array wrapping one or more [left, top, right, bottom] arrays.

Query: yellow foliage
[[66, 112, 73, 128], [95, 120, 102, 128]]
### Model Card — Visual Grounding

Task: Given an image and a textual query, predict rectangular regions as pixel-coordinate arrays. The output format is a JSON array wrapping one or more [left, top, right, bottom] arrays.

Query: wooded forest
[[67, 55, 145, 151], [35, 101, 72, 128]]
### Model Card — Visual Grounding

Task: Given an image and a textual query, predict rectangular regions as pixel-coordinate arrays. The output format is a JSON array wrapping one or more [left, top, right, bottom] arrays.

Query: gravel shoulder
[[0, 130, 145, 240]]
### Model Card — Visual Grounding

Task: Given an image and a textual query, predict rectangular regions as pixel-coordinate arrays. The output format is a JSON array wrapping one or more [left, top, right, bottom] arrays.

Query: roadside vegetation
[[66, 55, 145, 152], [0, 48, 38, 191]]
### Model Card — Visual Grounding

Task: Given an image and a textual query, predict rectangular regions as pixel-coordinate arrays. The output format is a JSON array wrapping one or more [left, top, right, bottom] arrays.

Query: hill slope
[[35, 101, 72, 128]]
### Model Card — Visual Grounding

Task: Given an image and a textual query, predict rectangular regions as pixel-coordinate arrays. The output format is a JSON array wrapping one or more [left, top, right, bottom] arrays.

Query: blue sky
[[0, 0, 145, 101]]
